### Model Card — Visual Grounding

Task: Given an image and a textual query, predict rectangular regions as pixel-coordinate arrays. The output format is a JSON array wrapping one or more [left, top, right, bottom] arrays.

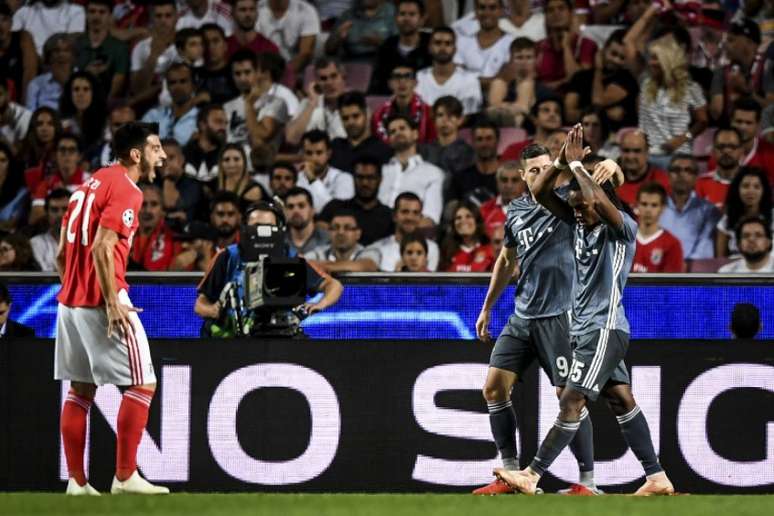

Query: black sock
[[530, 418, 580, 476], [569, 407, 595, 481], [487, 400, 518, 470], [617, 406, 663, 476]]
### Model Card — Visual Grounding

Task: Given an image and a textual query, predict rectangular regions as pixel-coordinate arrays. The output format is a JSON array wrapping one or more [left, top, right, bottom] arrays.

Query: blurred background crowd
[[0, 0, 773, 275]]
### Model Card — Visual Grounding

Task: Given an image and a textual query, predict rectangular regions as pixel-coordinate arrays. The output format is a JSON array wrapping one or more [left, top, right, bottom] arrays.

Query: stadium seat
[[366, 95, 390, 115], [687, 257, 732, 273], [498, 128, 527, 155], [344, 62, 373, 92], [693, 128, 717, 159]]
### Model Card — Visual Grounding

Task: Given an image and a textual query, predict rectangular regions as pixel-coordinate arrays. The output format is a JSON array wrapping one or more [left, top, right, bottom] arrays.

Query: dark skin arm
[[565, 124, 623, 228]]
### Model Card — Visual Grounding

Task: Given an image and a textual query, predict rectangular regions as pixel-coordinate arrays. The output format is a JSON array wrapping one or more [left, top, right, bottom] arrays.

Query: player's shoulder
[[507, 194, 531, 214]]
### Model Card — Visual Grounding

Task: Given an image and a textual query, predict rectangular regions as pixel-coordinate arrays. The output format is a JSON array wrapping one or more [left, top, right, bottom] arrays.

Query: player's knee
[[602, 384, 635, 415], [482, 383, 509, 402], [558, 389, 585, 421], [70, 382, 97, 399]]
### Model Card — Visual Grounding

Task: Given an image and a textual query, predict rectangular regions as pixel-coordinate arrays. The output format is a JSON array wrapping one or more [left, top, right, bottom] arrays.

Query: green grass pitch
[[1, 493, 773, 516]]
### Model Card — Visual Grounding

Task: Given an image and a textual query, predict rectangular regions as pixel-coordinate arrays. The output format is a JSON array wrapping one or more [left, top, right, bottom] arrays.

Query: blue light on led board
[[9, 283, 773, 340]]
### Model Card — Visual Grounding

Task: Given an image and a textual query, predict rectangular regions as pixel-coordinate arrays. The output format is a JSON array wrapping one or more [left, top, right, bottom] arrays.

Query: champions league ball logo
[[123, 209, 135, 228]]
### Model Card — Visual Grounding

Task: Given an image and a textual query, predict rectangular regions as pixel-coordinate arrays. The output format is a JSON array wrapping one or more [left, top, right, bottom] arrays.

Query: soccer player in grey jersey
[[495, 126, 674, 496], [474, 157, 622, 495]]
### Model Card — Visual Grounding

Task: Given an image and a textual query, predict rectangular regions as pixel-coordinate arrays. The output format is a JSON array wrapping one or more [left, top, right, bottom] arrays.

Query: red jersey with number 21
[[58, 164, 143, 307]]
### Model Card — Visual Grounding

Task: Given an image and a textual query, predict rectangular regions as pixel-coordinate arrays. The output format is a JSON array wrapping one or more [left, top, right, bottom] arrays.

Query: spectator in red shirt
[[227, 0, 279, 57], [696, 127, 745, 210], [501, 96, 563, 161], [25, 133, 88, 225], [372, 64, 436, 144], [131, 183, 182, 271], [728, 97, 774, 184], [633, 182, 684, 272], [440, 200, 494, 272], [616, 129, 670, 210], [535, 0, 597, 90], [480, 161, 526, 235]]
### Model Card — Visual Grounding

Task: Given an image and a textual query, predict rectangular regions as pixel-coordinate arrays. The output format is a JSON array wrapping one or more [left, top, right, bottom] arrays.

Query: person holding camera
[[194, 201, 343, 337]]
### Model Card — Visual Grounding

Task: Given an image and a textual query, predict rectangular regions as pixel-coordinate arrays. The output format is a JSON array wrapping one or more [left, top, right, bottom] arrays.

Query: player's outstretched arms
[[477, 246, 518, 343], [566, 125, 624, 229]]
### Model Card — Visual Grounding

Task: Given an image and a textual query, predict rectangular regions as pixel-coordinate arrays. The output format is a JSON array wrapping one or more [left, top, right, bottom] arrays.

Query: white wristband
[[553, 158, 568, 170], [569, 160, 584, 171]]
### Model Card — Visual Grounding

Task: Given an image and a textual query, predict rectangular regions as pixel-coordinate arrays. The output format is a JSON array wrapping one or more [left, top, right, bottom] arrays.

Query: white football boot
[[110, 471, 170, 495]]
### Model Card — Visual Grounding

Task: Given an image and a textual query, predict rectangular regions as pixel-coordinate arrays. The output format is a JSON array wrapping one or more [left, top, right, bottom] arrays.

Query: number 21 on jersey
[[66, 190, 96, 246]]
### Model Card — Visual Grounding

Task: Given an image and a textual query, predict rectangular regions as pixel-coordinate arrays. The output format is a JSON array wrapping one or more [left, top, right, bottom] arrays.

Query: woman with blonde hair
[[638, 35, 708, 170], [214, 144, 267, 207]]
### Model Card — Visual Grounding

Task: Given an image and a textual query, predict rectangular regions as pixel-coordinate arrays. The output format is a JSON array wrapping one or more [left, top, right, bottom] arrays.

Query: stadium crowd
[[0, 0, 773, 274]]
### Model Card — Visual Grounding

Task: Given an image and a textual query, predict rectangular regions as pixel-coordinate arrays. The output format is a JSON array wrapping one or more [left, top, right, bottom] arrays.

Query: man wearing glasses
[[305, 212, 380, 272], [372, 64, 435, 144], [696, 128, 745, 210], [615, 130, 670, 210]]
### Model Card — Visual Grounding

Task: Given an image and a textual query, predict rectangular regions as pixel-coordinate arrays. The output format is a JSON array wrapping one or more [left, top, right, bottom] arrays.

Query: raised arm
[[565, 125, 623, 229], [531, 147, 574, 222]]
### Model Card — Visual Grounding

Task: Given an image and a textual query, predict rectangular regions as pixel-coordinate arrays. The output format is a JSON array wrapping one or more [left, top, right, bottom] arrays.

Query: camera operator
[[194, 201, 343, 337]]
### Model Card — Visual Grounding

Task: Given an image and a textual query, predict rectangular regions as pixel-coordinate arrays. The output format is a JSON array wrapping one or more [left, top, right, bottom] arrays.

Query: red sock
[[116, 387, 154, 481], [60, 390, 93, 486]]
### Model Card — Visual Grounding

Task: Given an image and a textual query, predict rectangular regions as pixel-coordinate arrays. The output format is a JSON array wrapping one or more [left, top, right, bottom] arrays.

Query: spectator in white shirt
[[306, 211, 380, 272], [0, 82, 31, 153], [130, 0, 179, 106], [224, 49, 289, 148], [416, 26, 482, 116], [379, 113, 444, 226], [367, 191, 440, 271], [177, 0, 233, 36], [454, 0, 513, 90], [453, 0, 545, 42], [285, 57, 347, 145], [296, 129, 354, 213], [718, 216, 774, 273], [257, 0, 320, 77], [30, 187, 68, 271], [12, 0, 84, 56]]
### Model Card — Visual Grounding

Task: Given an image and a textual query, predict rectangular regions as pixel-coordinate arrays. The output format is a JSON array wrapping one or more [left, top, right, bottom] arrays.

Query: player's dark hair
[[0, 281, 9, 304], [338, 90, 367, 112], [531, 96, 564, 122], [432, 95, 463, 118], [431, 26, 456, 42], [270, 161, 298, 181], [733, 214, 772, 245], [285, 186, 314, 207], [519, 143, 550, 167], [510, 36, 536, 53], [165, 61, 193, 80], [151, 0, 176, 11], [636, 181, 668, 204], [113, 122, 157, 162], [301, 129, 331, 149], [732, 97, 762, 122], [398, 0, 425, 15], [726, 167, 772, 231], [400, 232, 428, 255], [395, 191, 422, 210], [568, 177, 636, 219], [668, 153, 698, 173], [731, 303, 761, 339], [45, 188, 71, 210]]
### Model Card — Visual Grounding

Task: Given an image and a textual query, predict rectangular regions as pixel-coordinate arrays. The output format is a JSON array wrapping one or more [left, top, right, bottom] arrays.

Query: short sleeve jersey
[[570, 211, 637, 336], [57, 165, 142, 307], [504, 187, 575, 319]]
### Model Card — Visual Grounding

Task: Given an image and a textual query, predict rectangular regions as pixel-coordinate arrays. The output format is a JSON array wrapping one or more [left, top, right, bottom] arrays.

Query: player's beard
[[140, 154, 156, 182]]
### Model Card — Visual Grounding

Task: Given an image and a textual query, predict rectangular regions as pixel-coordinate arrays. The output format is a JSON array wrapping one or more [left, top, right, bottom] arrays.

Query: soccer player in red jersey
[[54, 122, 169, 496], [633, 183, 685, 273]]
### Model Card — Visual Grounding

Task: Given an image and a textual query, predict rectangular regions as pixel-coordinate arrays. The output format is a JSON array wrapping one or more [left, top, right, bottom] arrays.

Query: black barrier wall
[[1, 339, 773, 493]]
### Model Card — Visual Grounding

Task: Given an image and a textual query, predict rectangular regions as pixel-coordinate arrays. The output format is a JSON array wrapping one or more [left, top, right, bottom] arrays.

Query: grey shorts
[[489, 313, 572, 386], [54, 290, 156, 387], [567, 329, 631, 401]]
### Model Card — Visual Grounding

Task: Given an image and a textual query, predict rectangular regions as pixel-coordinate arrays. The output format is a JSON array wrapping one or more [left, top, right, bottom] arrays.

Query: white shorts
[[54, 290, 156, 386]]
